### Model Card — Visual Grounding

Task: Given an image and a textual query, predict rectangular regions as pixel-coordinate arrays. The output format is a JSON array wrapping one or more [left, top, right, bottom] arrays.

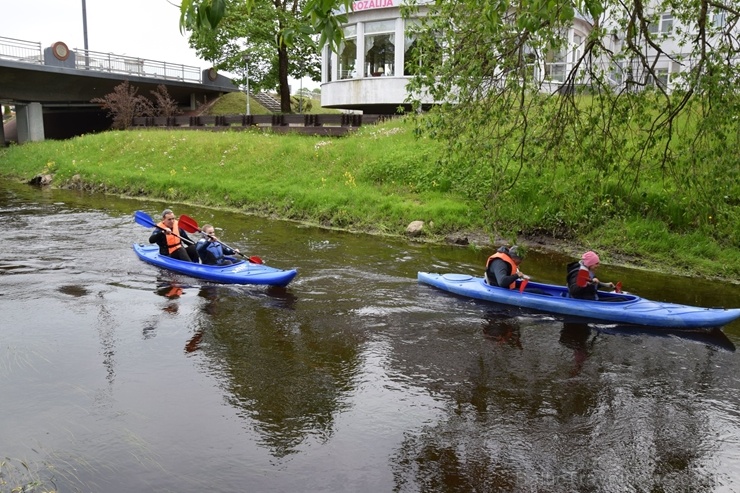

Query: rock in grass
[[406, 220, 424, 236]]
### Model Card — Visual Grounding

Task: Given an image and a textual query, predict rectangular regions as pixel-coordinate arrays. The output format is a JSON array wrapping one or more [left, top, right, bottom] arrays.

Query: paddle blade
[[615, 281, 623, 294], [518, 279, 529, 293], [178, 214, 200, 234], [134, 210, 156, 229], [248, 256, 263, 264]]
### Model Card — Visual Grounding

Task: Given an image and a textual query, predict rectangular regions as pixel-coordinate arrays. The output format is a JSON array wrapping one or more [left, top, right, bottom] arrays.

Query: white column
[[16, 103, 45, 144], [395, 17, 404, 77], [357, 22, 365, 79]]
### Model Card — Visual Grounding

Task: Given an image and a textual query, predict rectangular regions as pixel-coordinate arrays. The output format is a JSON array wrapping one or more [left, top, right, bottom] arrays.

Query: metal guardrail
[[0, 36, 42, 64], [75, 49, 201, 83], [0, 35, 202, 83]]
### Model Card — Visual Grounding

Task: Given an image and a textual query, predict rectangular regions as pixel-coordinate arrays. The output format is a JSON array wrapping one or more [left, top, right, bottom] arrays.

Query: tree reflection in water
[[179, 285, 361, 458]]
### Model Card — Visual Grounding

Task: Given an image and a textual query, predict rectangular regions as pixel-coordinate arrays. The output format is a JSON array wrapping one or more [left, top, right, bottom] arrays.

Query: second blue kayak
[[418, 272, 740, 329]]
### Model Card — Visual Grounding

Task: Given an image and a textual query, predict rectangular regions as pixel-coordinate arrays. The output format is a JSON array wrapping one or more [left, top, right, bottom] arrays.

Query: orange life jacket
[[485, 252, 519, 289], [157, 220, 182, 254]]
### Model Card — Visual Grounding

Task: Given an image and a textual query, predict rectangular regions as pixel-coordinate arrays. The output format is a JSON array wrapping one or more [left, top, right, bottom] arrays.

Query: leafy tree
[[181, 0, 325, 113], [91, 81, 151, 130], [150, 85, 181, 118], [179, 0, 352, 53], [404, 0, 740, 243], [179, 0, 739, 243], [296, 87, 313, 97], [290, 95, 312, 112]]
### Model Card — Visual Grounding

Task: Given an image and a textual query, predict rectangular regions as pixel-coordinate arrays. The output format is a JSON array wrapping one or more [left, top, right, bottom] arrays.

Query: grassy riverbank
[[1, 117, 738, 280]]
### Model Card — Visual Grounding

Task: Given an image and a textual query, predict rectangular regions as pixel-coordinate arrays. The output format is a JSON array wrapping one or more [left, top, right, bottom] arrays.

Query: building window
[[571, 34, 582, 64], [712, 10, 727, 28], [364, 20, 395, 77], [403, 20, 442, 76], [648, 13, 673, 34], [545, 50, 566, 82], [646, 67, 669, 88], [339, 25, 357, 79], [609, 61, 624, 86], [523, 51, 539, 81], [403, 35, 417, 76], [661, 14, 673, 33]]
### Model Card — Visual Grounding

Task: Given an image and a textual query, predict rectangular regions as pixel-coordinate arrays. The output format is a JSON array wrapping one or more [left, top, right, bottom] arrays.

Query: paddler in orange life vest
[[485, 245, 529, 288], [149, 209, 199, 262]]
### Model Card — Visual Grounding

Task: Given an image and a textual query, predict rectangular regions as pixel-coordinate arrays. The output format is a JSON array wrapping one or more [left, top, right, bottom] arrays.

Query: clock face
[[208, 68, 218, 81], [52, 41, 70, 61]]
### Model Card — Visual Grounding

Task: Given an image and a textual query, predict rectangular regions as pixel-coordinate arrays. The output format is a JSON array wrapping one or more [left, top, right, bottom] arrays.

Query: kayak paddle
[[133, 210, 194, 245], [178, 214, 263, 264]]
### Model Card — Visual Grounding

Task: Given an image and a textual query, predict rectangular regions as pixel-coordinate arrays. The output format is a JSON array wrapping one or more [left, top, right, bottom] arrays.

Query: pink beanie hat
[[581, 251, 600, 267]]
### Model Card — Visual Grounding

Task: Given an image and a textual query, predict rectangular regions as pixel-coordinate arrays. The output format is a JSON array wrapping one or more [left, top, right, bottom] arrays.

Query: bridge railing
[[0, 36, 202, 83], [0, 36, 42, 64], [75, 49, 202, 83]]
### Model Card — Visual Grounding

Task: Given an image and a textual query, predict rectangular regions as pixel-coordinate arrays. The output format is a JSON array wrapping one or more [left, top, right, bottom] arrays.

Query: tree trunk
[[278, 44, 291, 113]]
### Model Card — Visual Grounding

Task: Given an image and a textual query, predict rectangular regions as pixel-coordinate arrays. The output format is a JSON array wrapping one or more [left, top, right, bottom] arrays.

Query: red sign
[[352, 0, 396, 11]]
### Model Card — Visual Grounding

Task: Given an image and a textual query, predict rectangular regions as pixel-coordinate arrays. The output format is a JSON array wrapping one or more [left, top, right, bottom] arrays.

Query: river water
[[1, 178, 740, 493]]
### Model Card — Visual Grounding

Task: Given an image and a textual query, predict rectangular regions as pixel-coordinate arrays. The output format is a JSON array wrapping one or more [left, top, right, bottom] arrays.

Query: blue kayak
[[418, 272, 740, 329], [133, 244, 298, 287]]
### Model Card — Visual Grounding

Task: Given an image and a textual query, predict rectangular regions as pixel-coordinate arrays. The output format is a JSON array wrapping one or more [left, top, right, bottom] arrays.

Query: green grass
[[1, 116, 738, 281], [0, 458, 56, 493], [204, 91, 272, 115]]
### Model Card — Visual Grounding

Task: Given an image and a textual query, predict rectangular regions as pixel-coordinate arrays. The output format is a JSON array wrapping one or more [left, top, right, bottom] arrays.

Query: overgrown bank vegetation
[[397, 0, 740, 281], [0, 116, 738, 280]]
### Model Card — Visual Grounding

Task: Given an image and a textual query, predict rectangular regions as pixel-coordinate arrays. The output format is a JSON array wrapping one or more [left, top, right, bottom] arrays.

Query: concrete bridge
[[0, 36, 238, 145]]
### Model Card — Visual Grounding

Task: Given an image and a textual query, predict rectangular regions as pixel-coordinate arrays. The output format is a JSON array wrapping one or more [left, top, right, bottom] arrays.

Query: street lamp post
[[81, 0, 90, 68], [242, 53, 251, 116], [298, 63, 306, 114]]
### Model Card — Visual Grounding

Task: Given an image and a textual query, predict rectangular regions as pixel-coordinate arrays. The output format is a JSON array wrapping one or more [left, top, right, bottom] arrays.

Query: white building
[[320, 0, 433, 113], [320, 1, 737, 114]]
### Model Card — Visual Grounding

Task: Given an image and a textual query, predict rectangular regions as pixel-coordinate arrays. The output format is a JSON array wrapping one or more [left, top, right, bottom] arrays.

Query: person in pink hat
[[566, 251, 616, 300]]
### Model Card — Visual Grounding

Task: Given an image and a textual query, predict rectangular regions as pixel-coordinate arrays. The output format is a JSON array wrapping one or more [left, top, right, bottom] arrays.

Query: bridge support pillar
[[16, 103, 45, 144]]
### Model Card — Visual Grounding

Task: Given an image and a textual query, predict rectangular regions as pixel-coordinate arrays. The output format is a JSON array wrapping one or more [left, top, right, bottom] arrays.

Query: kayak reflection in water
[[482, 312, 523, 349], [156, 282, 184, 314], [196, 223, 241, 266], [559, 323, 595, 376]]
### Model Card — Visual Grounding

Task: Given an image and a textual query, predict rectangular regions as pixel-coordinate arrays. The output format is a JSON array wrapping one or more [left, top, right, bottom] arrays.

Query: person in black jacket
[[485, 245, 529, 288], [566, 251, 615, 300], [149, 209, 199, 262]]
